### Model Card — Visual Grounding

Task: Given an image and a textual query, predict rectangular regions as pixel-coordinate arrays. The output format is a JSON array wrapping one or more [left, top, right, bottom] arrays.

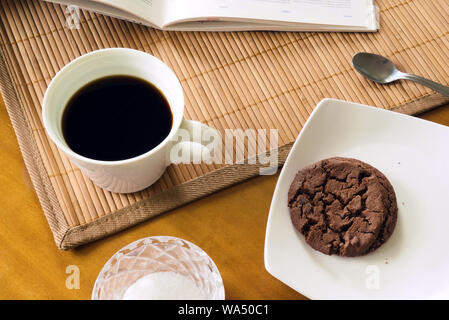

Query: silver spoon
[[352, 52, 449, 97]]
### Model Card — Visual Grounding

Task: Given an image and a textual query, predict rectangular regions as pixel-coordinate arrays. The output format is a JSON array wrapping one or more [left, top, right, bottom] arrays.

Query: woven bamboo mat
[[0, 0, 448, 249]]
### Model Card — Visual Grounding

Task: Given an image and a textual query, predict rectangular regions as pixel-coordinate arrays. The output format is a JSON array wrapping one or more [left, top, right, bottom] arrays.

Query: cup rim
[[42, 48, 184, 166]]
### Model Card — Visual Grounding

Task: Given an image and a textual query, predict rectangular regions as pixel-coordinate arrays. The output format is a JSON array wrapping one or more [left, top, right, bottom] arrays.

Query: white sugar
[[122, 272, 206, 300]]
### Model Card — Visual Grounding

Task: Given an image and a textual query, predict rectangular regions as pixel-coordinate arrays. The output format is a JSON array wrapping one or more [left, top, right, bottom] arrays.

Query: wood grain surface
[[1, 93, 449, 300]]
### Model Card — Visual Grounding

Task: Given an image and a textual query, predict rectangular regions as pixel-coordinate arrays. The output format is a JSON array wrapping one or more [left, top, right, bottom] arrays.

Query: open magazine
[[46, 0, 379, 32]]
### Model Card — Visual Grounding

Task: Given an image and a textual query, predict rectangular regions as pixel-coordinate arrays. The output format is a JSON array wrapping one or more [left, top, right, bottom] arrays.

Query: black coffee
[[62, 75, 172, 161]]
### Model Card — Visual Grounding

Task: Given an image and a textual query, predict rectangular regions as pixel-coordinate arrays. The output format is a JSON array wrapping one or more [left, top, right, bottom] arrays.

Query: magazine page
[[44, 0, 166, 28], [95, 0, 166, 27], [163, 0, 377, 30]]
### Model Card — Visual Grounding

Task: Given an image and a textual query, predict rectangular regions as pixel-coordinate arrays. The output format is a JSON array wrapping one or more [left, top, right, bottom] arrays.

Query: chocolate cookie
[[288, 157, 397, 257]]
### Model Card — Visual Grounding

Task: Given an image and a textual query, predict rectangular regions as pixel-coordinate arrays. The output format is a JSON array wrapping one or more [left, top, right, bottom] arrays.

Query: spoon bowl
[[352, 52, 401, 84]]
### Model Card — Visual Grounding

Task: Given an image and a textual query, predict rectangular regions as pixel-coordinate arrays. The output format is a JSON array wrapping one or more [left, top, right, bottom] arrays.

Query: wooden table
[[1, 94, 449, 300]]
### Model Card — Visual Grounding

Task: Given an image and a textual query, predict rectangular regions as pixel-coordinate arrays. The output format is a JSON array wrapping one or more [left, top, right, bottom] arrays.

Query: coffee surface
[[62, 75, 172, 161]]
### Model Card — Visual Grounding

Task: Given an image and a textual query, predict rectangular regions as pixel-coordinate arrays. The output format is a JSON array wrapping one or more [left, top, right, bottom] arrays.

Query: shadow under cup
[[42, 48, 186, 193]]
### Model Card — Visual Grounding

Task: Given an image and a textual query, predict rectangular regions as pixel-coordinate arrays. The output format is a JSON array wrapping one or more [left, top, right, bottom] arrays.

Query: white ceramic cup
[[43, 48, 217, 193]]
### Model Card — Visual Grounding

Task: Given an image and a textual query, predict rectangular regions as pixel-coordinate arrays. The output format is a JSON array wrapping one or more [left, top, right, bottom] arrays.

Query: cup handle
[[168, 119, 220, 165]]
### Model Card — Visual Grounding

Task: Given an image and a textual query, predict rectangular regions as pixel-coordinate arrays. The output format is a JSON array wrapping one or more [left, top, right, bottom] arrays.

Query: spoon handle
[[400, 73, 449, 97]]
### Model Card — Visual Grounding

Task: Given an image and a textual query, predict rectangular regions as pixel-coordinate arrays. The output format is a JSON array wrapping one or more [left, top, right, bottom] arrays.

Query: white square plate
[[264, 99, 449, 299]]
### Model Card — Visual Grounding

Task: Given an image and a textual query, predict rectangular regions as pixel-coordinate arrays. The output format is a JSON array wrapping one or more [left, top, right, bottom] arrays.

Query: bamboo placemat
[[0, 0, 448, 249]]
